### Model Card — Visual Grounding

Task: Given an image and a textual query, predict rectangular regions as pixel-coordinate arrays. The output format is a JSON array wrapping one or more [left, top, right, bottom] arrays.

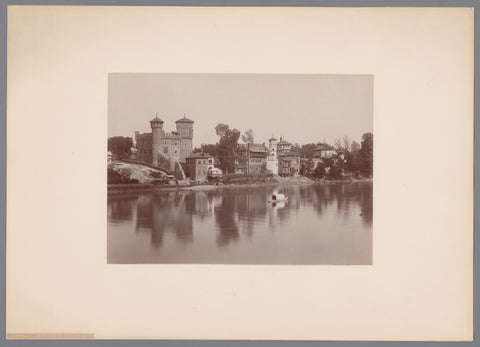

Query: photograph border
[[1, 0, 477, 346]]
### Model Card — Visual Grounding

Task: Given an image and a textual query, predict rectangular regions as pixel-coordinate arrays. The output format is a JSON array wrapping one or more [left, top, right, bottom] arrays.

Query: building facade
[[266, 137, 278, 175], [135, 114, 194, 166], [277, 137, 292, 154], [278, 151, 301, 177], [185, 153, 215, 181], [246, 143, 268, 174], [313, 144, 338, 159]]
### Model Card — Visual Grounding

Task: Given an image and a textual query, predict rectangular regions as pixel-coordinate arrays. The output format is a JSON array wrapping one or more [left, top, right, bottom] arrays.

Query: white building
[[266, 136, 279, 175]]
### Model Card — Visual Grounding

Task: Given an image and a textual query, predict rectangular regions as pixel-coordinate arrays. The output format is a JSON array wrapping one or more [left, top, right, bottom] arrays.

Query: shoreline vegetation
[[108, 173, 373, 195]]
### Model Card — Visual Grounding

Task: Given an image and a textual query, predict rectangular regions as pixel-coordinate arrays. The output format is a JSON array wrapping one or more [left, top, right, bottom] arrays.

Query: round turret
[[151, 114, 165, 166]]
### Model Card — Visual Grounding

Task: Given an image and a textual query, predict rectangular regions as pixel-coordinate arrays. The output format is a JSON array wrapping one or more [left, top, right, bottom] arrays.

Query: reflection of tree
[[108, 196, 136, 221], [359, 183, 373, 225], [135, 194, 153, 230], [236, 188, 267, 238], [215, 194, 239, 247], [134, 192, 194, 247], [308, 182, 372, 224]]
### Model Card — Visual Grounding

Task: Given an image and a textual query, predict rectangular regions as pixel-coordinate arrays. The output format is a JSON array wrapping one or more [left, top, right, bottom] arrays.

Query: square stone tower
[[175, 115, 194, 162]]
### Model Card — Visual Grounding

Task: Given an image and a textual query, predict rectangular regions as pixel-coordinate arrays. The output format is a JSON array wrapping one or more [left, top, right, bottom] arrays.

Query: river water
[[107, 182, 372, 265]]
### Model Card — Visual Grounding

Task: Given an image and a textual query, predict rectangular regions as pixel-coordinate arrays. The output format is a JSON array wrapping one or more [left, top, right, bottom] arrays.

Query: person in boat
[[271, 192, 287, 201]]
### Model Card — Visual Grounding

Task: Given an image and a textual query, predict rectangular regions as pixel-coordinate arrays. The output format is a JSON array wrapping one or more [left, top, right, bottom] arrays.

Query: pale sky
[[108, 73, 373, 148]]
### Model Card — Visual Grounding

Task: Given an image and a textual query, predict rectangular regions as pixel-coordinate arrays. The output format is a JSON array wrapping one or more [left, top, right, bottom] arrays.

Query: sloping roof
[[150, 115, 164, 123], [186, 153, 215, 159], [277, 139, 292, 146], [315, 143, 334, 151], [175, 115, 194, 123], [269, 136, 277, 141], [249, 144, 268, 153]]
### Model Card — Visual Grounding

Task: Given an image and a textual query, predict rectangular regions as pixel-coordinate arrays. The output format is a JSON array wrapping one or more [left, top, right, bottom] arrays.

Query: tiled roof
[[277, 139, 292, 145], [186, 153, 215, 159], [315, 143, 334, 151], [249, 144, 268, 153]]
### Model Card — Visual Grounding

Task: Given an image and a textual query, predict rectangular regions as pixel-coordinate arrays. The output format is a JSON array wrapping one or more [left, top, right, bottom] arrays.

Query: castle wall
[[178, 138, 193, 163], [156, 136, 181, 161], [176, 123, 193, 139], [176, 122, 193, 162], [136, 117, 194, 167]]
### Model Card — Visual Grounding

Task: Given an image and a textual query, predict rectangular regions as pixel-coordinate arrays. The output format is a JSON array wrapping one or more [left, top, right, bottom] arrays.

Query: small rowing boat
[[268, 192, 289, 203]]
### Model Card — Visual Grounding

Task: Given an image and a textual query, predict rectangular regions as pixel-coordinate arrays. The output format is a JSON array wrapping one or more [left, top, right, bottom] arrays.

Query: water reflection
[[107, 182, 373, 264]]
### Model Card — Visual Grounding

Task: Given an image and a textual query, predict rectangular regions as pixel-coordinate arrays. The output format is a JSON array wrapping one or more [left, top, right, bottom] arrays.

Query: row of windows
[[196, 159, 213, 165]]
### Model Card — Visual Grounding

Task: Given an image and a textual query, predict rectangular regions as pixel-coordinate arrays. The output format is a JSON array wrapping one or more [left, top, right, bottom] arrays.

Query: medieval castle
[[135, 114, 194, 166]]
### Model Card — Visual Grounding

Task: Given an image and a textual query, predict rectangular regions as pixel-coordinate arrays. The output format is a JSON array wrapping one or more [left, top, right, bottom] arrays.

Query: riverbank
[[108, 176, 372, 195]]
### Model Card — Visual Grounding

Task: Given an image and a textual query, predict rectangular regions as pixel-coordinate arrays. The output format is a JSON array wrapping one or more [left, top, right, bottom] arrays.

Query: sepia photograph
[[107, 73, 373, 264], [7, 5, 473, 340]]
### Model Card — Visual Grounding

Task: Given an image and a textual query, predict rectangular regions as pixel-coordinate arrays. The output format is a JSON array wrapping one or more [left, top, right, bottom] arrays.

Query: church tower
[[150, 114, 164, 166], [175, 114, 194, 162]]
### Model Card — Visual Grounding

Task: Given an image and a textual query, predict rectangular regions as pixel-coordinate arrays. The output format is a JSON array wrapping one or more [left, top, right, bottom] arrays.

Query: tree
[[312, 162, 326, 179], [108, 136, 133, 159], [359, 132, 373, 176], [241, 129, 254, 144], [299, 143, 316, 158], [327, 160, 343, 179], [200, 144, 217, 156], [215, 123, 241, 174], [334, 138, 342, 151], [334, 136, 352, 153], [300, 158, 315, 176], [350, 141, 360, 153]]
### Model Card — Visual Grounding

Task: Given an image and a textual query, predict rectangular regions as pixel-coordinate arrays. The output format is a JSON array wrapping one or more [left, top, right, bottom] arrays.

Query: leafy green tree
[[108, 136, 133, 159], [215, 123, 241, 174]]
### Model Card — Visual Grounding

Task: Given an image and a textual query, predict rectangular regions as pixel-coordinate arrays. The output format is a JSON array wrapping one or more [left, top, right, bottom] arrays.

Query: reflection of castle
[[135, 193, 194, 246], [135, 114, 194, 165]]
